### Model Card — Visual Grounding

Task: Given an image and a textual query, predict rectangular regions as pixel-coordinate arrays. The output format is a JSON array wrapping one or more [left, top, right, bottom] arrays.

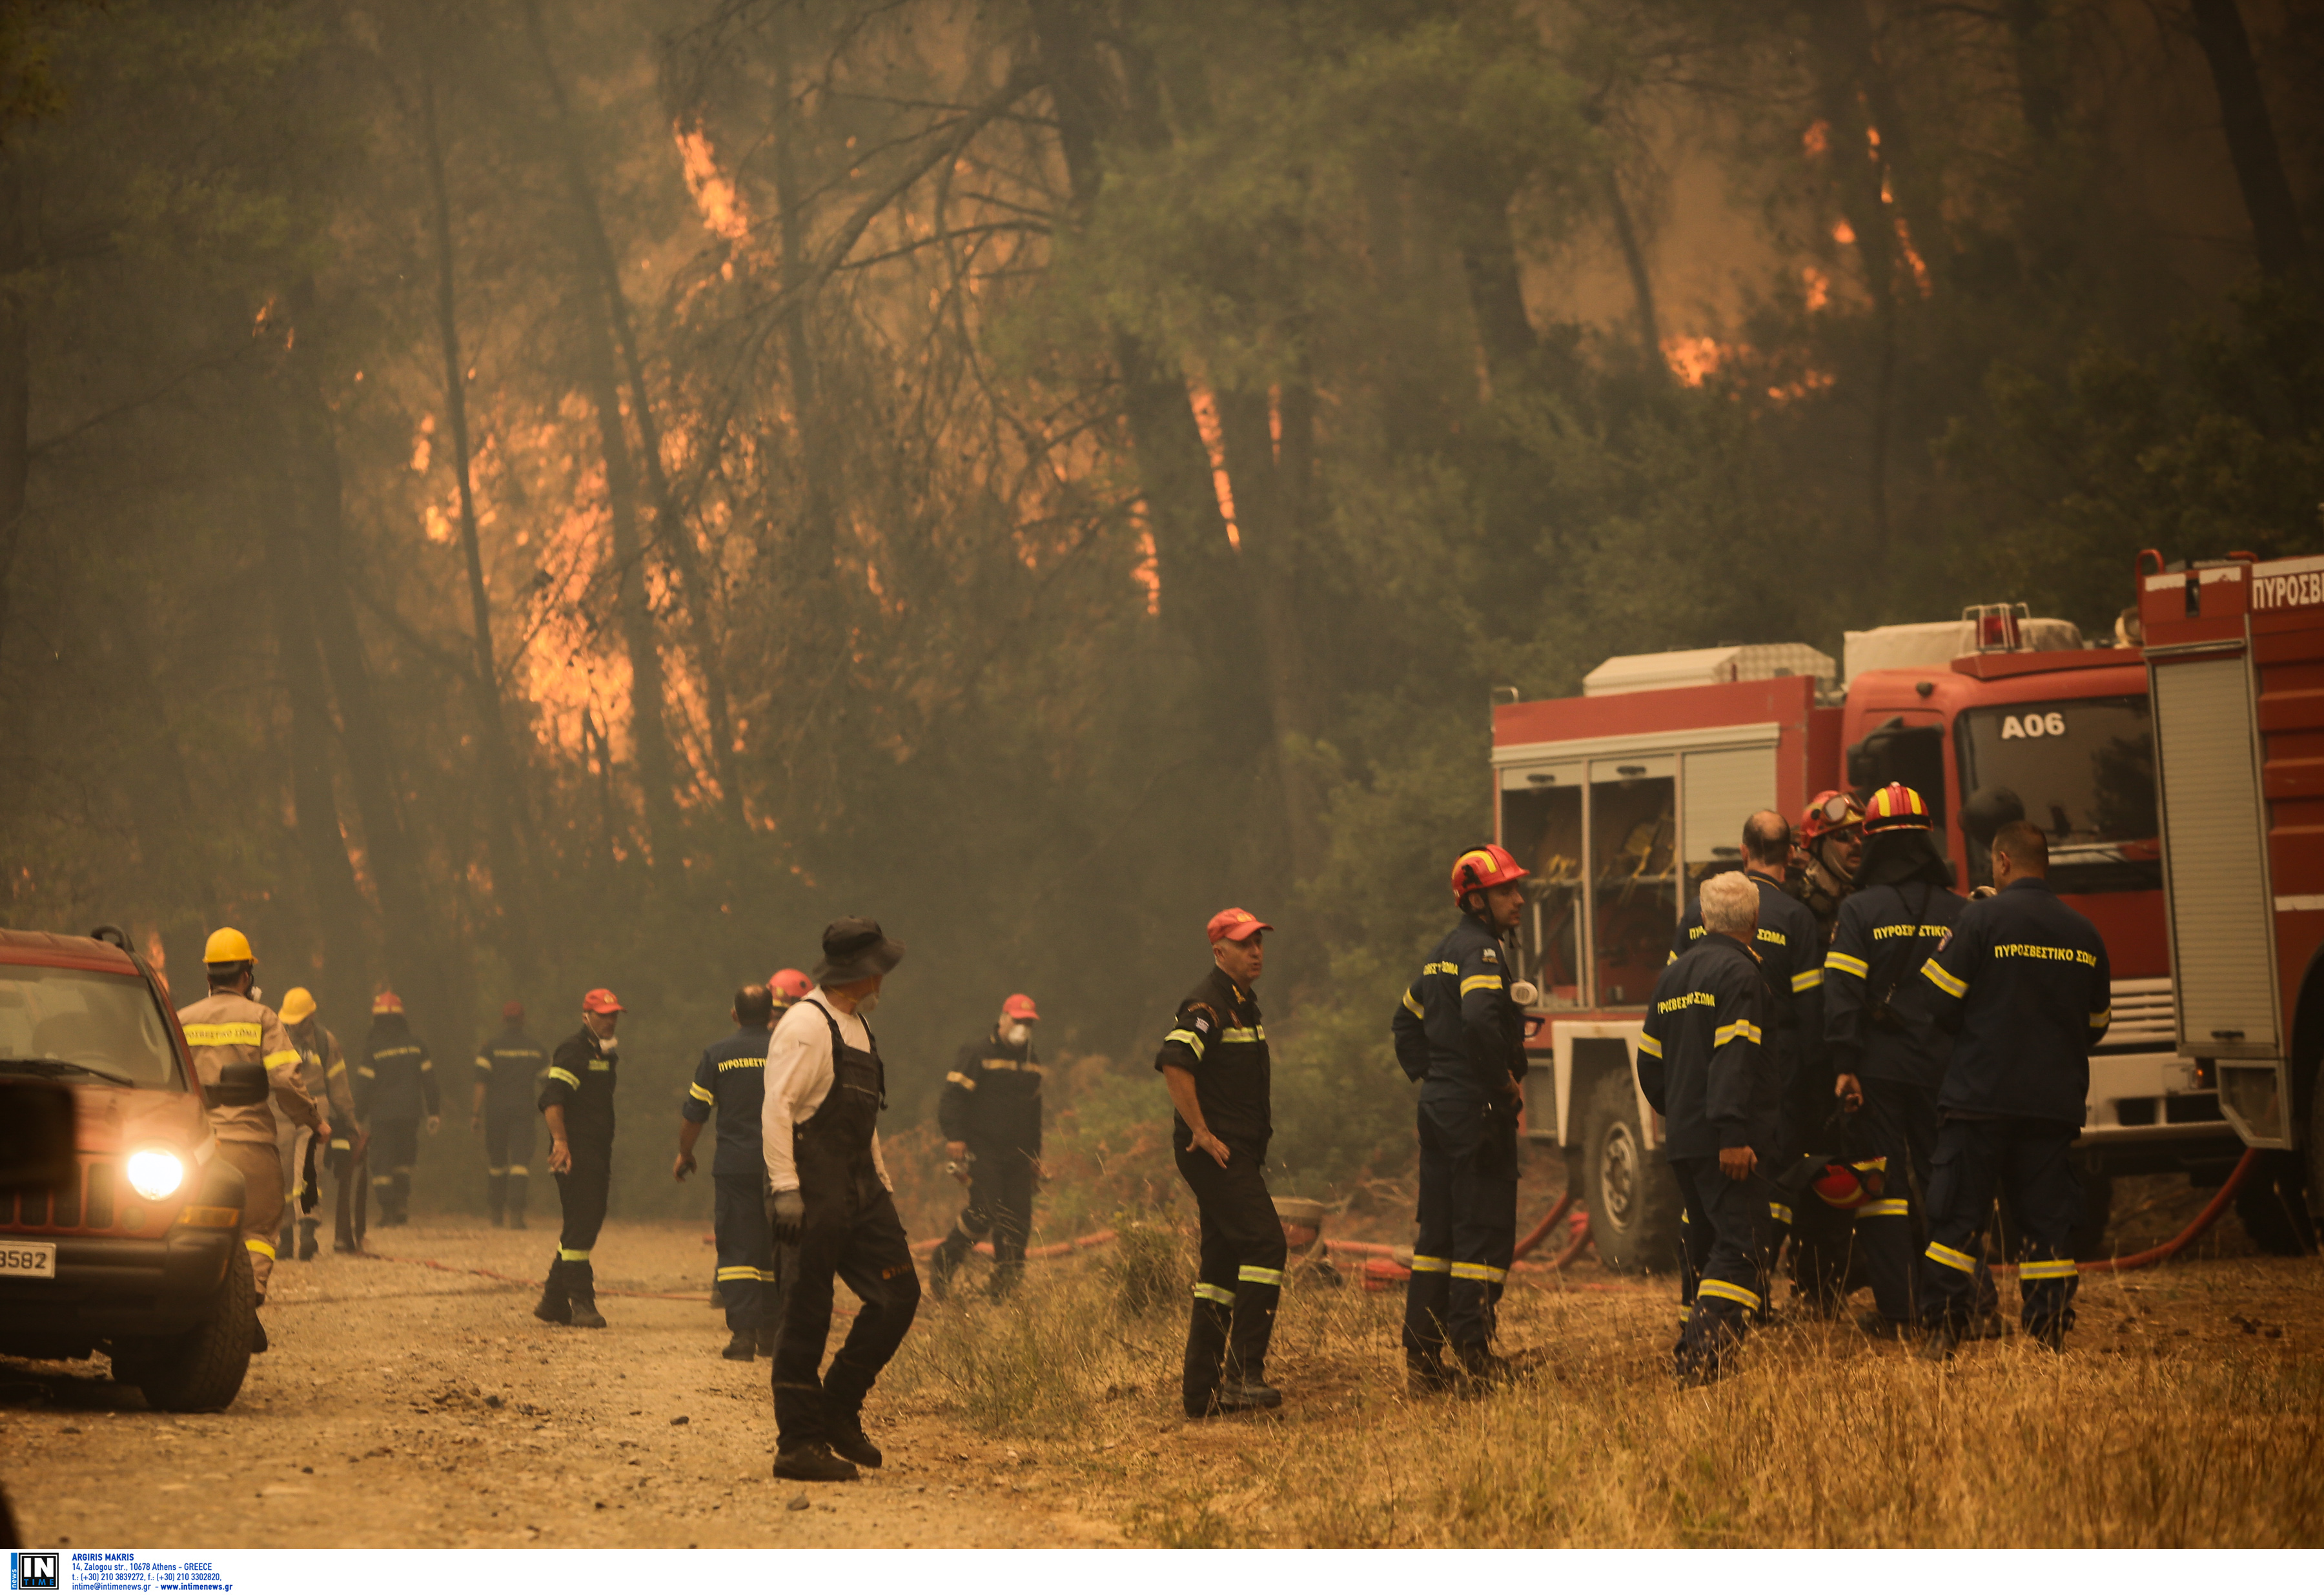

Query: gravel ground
[[0, 1220, 1125, 1549]]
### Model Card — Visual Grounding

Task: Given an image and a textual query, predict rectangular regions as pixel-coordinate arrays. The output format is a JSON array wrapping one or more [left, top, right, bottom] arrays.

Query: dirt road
[[0, 1221, 1124, 1550]]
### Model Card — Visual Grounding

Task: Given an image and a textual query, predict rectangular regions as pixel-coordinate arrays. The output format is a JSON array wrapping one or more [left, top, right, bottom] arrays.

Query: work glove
[[768, 1189, 806, 1244]]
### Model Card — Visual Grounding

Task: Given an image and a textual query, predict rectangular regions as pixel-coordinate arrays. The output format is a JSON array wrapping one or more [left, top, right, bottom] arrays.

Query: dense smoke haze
[[0, 0, 2314, 1217]]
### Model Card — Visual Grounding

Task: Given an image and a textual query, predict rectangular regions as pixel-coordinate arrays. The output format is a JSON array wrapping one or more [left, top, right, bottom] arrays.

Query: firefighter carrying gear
[[930, 1016, 1045, 1301], [1156, 955, 1284, 1415], [1916, 874, 2112, 1352], [179, 962, 321, 1307], [354, 1008, 437, 1226], [686, 1022, 782, 1345], [536, 1017, 619, 1329], [1392, 893, 1527, 1379], [476, 1019, 545, 1228], [764, 981, 919, 1480], [1639, 921, 1777, 1381]]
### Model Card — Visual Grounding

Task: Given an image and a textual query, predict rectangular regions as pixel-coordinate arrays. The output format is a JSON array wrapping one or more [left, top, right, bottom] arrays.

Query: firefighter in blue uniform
[[929, 993, 1045, 1301], [1916, 820, 2111, 1356], [1157, 908, 1286, 1417], [1391, 844, 1530, 1392], [677, 982, 781, 1360], [1822, 782, 1970, 1336], [1669, 812, 1835, 1316], [1638, 870, 1779, 1382], [536, 988, 624, 1330]]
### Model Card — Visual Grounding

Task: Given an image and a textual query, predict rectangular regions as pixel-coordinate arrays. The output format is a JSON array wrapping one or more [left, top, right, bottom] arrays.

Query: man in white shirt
[[762, 917, 918, 1484]]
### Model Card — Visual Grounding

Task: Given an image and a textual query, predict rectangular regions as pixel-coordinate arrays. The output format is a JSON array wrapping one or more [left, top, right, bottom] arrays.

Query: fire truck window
[[1591, 775, 1675, 1007], [1500, 785, 1583, 1008], [1955, 696, 2159, 893]]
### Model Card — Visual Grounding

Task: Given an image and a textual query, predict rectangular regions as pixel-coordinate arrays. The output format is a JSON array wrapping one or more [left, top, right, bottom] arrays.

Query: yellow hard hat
[[203, 927, 255, 965], [280, 987, 316, 1025]]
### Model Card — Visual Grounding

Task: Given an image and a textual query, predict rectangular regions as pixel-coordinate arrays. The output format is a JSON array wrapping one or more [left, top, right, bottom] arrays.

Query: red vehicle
[[1494, 613, 2251, 1270], [0, 926, 259, 1409], [2141, 551, 2324, 1238]]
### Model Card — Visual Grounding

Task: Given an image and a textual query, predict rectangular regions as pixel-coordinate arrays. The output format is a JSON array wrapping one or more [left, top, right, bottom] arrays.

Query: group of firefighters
[[166, 776, 2110, 1481]]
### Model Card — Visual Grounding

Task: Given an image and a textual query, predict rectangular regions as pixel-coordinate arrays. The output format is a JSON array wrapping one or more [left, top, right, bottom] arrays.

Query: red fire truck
[[1494, 595, 2309, 1271]]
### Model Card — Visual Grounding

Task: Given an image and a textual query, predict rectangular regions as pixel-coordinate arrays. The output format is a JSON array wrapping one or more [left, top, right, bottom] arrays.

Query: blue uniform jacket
[[682, 1025, 774, 1178], [1823, 880, 1966, 1089], [1391, 915, 1527, 1103], [1919, 877, 2112, 1127], [1638, 932, 1776, 1160], [1671, 869, 1826, 1086]]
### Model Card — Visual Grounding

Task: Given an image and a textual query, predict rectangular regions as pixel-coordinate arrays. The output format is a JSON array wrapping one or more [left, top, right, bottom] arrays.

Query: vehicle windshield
[[1954, 696, 2158, 893], [0, 964, 181, 1088]]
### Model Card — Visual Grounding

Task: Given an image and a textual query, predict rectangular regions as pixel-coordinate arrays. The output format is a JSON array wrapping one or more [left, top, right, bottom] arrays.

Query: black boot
[[533, 1258, 573, 1325], [927, 1229, 972, 1302], [566, 1264, 607, 1329], [772, 1443, 859, 1483]]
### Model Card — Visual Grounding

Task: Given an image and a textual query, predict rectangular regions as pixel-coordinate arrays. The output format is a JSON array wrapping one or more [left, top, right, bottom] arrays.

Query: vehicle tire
[[2233, 1151, 2318, 1257], [118, 1245, 256, 1412], [1577, 1070, 1684, 1274]]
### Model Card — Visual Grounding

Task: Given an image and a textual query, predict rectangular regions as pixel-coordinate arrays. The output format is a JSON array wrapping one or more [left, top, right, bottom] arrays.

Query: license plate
[[0, 1241, 58, 1279]]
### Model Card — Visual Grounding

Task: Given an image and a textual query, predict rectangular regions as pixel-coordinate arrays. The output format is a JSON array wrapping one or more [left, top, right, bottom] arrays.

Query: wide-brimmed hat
[[812, 917, 906, 986]]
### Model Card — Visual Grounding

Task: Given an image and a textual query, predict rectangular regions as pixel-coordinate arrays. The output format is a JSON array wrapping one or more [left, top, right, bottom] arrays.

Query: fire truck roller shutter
[[2151, 654, 2287, 1153], [1682, 745, 1779, 890]]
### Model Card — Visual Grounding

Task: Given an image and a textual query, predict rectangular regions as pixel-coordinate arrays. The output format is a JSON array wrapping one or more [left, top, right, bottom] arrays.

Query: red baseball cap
[[769, 968, 813, 1002], [581, 988, 625, 1015], [1206, 908, 1272, 945], [371, 991, 403, 1015], [1002, 993, 1040, 1021]]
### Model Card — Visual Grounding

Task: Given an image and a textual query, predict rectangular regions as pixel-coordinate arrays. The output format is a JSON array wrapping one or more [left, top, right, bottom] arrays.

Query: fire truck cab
[[1495, 616, 2247, 1271]]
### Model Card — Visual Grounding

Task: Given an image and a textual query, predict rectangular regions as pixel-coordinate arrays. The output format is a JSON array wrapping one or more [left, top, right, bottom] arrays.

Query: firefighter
[[677, 982, 782, 1360], [763, 919, 918, 1483], [1790, 790, 1866, 947], [536, 988, 624, 1330], [472, 1001, 546, 1229], [1668, 813, 1839, 1317], [1916, 821, 2112, 1357], [353, 993, 438, 1227], [929, 993, 1046, 1303], [1391, 846, 1529, 1392], [177, 929, 327, 1353], [282, 988, 367, 1254], [1157, 908, 1287, 1417], [1823, 782, 1968, 1337], [1636, 871, 1777, 1383], [276, 988, 355, 1262]]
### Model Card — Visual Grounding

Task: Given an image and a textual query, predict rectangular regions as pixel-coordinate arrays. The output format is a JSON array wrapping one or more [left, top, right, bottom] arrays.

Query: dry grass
[[881, 1240, 2324, 1547]]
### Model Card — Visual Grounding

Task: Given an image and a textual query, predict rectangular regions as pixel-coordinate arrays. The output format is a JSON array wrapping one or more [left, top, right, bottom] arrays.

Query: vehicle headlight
[[125, 1148, 185, 1201]]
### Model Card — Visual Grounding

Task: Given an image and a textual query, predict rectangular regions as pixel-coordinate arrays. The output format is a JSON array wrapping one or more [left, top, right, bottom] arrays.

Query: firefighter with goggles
[[1791, 789, 1865, 946], [1392, 844, 1531, 1392]]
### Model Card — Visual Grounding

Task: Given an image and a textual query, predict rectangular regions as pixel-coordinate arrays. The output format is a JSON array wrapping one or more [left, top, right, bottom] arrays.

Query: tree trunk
[[522, 0, 744, 832], [2186, 0, 2307, 278], [280, 277, 453, 1039], [419, 65, 537, 980], [578, 285, 683, 871], [258, 412, 373, 1026]]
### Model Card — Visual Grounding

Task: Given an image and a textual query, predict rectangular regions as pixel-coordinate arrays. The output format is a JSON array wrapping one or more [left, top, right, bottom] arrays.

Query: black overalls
[[770, 1000, 921, 1452]]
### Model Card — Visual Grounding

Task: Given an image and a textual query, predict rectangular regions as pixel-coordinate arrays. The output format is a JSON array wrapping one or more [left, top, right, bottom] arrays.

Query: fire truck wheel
[[2232, 1151, 2318, 1257], [1577, 1071, 1682, 1274]]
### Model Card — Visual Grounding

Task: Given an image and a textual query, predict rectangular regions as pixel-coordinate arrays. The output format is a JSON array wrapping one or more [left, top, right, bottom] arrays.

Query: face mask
[[856, 992, 881, 1016], [1004, 1022, 1030, 1048]]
